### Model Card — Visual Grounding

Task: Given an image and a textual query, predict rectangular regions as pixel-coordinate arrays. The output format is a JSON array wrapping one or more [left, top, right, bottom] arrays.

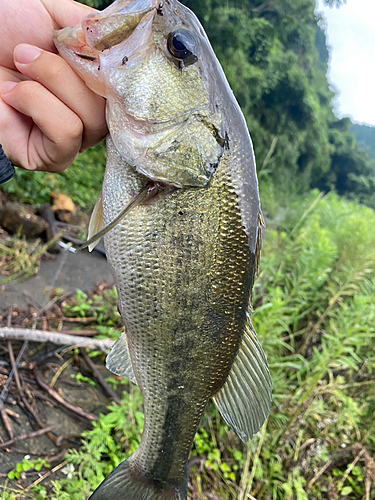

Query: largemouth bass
[[54, 1, 272, 499]]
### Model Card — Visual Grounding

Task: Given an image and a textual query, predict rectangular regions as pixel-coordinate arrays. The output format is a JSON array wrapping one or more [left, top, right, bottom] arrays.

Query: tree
[[75, 0, 375, 208]]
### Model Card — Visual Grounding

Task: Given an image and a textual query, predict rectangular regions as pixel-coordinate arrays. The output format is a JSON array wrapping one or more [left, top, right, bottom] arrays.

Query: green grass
[[3, 191, 375, 499]]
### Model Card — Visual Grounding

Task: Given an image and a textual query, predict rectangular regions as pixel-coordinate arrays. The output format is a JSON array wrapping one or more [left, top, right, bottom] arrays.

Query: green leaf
[[341, 486, 353, 496]]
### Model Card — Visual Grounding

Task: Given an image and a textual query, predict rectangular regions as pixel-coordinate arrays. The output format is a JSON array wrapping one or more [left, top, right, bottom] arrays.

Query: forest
[[0, 0, 374, 499]]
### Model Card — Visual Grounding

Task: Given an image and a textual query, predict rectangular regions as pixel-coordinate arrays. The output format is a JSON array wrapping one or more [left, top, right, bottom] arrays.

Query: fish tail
[[89, 457, 187, 500]]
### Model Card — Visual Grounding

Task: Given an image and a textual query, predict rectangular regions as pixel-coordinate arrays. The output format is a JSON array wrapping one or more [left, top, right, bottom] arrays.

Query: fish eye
[[167, 30, 198, 66]]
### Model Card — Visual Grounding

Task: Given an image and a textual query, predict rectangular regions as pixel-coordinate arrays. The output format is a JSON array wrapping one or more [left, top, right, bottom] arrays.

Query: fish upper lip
[[82, 3, 159, 52], [55, 2, 160, 56]]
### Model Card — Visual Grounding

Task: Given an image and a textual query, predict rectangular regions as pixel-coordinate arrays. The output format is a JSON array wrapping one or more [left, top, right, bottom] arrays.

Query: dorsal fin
[[213, 318, 272, 442]]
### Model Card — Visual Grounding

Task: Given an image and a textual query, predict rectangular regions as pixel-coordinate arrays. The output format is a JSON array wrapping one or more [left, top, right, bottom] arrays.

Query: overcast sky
[[315, 0, 375, 126]]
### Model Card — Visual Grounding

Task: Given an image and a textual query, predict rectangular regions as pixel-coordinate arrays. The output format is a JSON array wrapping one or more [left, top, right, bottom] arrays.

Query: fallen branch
[[0, 425, 55, 449], [63, 317, 97, 323], [63, 329, 101, 337], [35, 373, 98, 421], [0, 327, 114, 353], [8, 341, 22, 395], [80, 348, 121, 405], [0, 408, 14, 440]]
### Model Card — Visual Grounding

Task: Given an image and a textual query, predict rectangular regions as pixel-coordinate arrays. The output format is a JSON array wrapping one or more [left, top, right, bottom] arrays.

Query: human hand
[[0, 0, 108, 173]]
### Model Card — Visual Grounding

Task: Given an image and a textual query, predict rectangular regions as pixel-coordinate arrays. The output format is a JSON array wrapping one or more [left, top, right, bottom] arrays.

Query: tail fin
[[89, 458, 187, 500]]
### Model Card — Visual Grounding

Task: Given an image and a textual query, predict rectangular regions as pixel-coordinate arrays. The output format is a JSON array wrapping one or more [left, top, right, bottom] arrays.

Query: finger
[[43, 0, 95, 29], [13, 44, 107, 151], [0, 66, 29, 85], [0, 95, 33, 165], [0, 79, 83, 172], [0, 0, 95, 71]]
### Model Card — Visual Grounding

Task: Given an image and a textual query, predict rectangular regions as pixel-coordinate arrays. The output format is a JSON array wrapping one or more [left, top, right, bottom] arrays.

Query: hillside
[[351, 123, 375, 159]]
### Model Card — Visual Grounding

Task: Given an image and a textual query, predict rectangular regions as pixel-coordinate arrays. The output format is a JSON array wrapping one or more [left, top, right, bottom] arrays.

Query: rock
[[0, 227, 8, 242], [0, 203, 48, 238], [51, 193, 76, 223]]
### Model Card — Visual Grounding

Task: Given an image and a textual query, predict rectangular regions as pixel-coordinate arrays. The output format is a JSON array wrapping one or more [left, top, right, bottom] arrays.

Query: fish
[[54, 1, 272, 499]]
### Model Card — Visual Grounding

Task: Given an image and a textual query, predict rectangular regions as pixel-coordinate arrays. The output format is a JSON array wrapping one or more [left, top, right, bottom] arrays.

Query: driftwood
[[0, 327, 114, 353]]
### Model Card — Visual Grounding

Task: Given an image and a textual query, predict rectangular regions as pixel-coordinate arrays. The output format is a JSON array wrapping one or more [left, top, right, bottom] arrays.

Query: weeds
[[4, 191, 375, 499], [0, 233, 61, 283], [61, 288, 122, 338]]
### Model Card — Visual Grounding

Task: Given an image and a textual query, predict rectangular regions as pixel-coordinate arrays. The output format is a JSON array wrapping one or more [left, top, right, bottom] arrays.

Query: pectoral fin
[[87, 191, 103, 252], [106, 332, 137, 385], [213, 320, 272, 442], [79, 183, 150, 252]]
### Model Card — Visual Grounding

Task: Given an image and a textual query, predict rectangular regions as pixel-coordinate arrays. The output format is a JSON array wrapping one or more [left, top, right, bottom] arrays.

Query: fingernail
[[1, 81, 17, 94], [14, 44, 41, 65]]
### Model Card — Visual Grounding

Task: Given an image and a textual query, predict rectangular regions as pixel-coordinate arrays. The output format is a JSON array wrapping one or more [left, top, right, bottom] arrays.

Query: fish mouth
[[54, 26, 98, 60], [55, 0, 160, 57]]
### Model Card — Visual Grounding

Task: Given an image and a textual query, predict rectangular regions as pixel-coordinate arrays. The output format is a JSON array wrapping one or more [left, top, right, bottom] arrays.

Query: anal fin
[[213, 318, 272, 442], [106, 331, 137, 385]]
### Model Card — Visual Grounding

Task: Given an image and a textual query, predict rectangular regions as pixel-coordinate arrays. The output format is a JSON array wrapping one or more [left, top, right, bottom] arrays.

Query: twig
[[55, 221, 84, 230], [299, 437, 315, 452], [0, 327, 114, 353], [1, 313, 16, 440], [1, 407, 14, 440], [337, 448, 365, 490], [79, 348, 121, 404], [7, 341, 22, 395], [24, 460, 68, 492], [41, 203, 61, 253], [0, 425, 55, 449], [62, 316, 97, 322], [34, 391, 58, 407], [35, 373, 97, 421], [61, 234, 85, 245], [7, 306, 12, 328], [307, 459, 332, 488], [63, 329, 101, 337], [55, 433, 82, 447], [50, 357, 74, 388], [5, 408, 19, 419]]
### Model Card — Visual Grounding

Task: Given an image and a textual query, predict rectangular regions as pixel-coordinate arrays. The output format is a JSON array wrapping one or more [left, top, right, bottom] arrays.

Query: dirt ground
[[0, 248, 119, 487], [0, 244, 112, 310]]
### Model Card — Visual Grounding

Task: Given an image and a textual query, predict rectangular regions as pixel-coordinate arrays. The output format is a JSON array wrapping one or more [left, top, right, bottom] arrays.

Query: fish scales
[[102, 136, 252, 489], [53, 1, 272, 498]]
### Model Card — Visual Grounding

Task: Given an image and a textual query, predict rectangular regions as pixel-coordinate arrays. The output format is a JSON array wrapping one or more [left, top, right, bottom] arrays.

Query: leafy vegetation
[[8, 458, 49, 481], [4, 192, 374, 499], [61, 287, 122, 338], [180, 0, 375, 207]]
